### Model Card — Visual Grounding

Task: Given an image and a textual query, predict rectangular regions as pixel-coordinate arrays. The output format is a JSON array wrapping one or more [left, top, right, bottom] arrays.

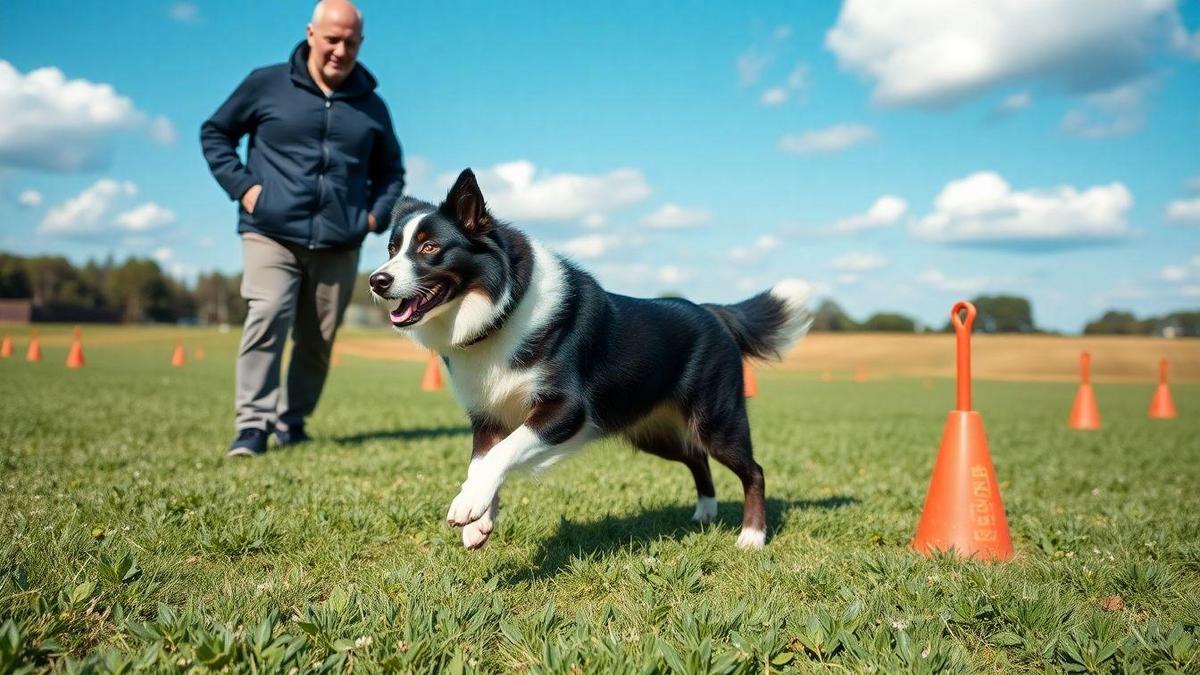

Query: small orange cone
[[912, 301, 1013, 561], [171, 339, 186, 367], [26, 330, 42, 362], [421, 352, 443, 391], [743, 361, 758, 397], [1, 334, 12, 358], [1148, 358, 1177, 420], [1068, 352, 1101, 430], [65, 325, 85, 368], [195, 345, 205, 361], [853, 364, 869, 383]]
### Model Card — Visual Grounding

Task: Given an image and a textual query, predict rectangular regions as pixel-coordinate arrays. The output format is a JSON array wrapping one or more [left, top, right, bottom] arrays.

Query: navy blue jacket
[[200, 42, 405, 250]]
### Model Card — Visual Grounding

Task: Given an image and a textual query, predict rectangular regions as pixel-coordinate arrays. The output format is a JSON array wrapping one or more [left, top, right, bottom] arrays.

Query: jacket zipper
[[312, 96, 332, 249]]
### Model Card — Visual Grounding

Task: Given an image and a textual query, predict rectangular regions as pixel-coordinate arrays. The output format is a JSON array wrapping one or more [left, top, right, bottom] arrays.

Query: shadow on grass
[[504, 494, 858, 580], [332, 425, 471, 445]]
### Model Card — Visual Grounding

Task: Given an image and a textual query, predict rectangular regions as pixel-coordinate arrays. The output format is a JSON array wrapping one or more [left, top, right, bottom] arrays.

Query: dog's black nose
[[369, 272, 393, 292]]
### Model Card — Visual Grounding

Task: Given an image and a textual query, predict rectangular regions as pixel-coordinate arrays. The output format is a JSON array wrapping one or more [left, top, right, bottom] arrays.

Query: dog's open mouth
[[389, 284, 450, 327]]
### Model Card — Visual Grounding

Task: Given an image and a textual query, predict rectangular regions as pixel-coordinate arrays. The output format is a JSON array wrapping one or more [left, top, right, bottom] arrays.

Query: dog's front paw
[[692, 496, 718, 524], [446, 480, 497, 527], [736, 527, 766, 550], [461, 499, 498, 549]]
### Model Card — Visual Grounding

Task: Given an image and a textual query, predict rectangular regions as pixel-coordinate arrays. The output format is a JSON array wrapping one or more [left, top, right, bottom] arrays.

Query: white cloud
[[17, 189, 42, 208], [760, 87, 789, 106], [1060, 76, 1158, 139], [148, 115, 177, 145], [1167, 10, 1200, 58], [836, 274, 860, 286], [826, 0, 1183, 106], [919, 269, 991, 293], [1160, 265, 1189, 282], [554, 234, 620, 259], [169, 2, 199, 22], [116, 202, 176, 231], [996, 92, 1032, 115], [778, 124, 876, 154], [641, 203, 711, 229], [153, 247, 174, 263], [911, 171, 1132, 247], [830, 251, 887, 272], [760, 64, 809, 107], [737, 24, 792, 87], [658, 266, 691, 285], [446, 160, 652, 223], [0, 61, 169, 172], [1166, 197, 1200, 224], [38, 179, 136, 234], [731, 235, 781, 262], [581, 213, 606, 229], [831, 195, 908, 233]]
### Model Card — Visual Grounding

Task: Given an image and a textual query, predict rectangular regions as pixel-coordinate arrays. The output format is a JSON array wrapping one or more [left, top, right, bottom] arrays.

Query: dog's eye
[[419, 242, 440, 255], [387, 244, 398, 257]]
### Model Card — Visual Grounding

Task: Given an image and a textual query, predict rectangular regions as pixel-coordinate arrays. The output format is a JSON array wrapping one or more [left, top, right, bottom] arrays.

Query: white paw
[[446, 480, 497, 527], [736, 527, 766, 550], [691, 496, 718, 524], [461, 499, 498, 549]]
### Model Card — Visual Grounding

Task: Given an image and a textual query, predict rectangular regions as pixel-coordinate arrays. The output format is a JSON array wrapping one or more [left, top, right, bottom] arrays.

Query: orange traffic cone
[[1, 334, 12, 358], [65, 325, 85, 368], [1068, 352, 1101, 430], [1148, 358, 1177, 420], [912, 301, 1014, 561], [421, 352, 443, 391], [171, 339, 186, 367], [26, 330, 42, 362], [195, 345, 205, 361], [854, 364, 869, 383], [742, 361, 759, 397]]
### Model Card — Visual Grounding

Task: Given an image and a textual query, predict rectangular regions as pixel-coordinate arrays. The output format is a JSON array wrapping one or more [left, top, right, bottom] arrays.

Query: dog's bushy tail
[[704, 278, 813, 361]]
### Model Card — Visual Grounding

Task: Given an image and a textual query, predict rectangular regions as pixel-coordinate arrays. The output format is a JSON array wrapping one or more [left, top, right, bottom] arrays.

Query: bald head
[[306, 0, 364, 93], [312, 0, 363, 30]]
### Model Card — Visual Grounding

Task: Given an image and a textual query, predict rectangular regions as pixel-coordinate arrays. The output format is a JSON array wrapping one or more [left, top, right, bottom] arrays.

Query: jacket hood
[[289, 40, 377, 99]]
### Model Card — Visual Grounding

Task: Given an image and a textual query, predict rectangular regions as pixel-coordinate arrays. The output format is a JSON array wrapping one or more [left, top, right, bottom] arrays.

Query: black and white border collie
[[369, 169, 812, 550]]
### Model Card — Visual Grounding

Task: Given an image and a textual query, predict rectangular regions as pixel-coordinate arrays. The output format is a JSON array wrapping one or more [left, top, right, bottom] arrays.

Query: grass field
[[1, 326, 1198, 673]]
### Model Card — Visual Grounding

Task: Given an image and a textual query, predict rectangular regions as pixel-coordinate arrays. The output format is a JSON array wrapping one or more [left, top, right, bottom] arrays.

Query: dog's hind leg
[[628, 432, 717, 524], [697, 409, 766, 549]]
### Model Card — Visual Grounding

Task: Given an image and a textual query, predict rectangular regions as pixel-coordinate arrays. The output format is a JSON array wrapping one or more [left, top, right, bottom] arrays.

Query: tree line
[[1, 252, 1195, 335]]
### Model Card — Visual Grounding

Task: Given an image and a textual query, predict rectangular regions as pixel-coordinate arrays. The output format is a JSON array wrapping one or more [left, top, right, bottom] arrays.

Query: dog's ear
[[440, 168, 493, 236]]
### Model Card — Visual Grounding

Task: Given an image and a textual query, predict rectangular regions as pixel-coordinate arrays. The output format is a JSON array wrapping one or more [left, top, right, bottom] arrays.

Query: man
[[201, 0, 404, 456]]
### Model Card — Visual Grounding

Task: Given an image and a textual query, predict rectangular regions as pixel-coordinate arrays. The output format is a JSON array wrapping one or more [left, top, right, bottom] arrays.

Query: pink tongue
[[390, 301, 417, 323]]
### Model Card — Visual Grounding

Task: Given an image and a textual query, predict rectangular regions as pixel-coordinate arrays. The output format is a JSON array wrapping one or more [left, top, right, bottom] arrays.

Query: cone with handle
[[912, 301, 1014, 561], [1148, 358, 1177, 420], [26, 329, 42, 362], [1068, 352, 1101, 430], [171, 339, 186, 367], [743, 361, 758, 398], [421, 352, 443, 391], [65, 325, 85, 369], [1, 334, 12, 358]]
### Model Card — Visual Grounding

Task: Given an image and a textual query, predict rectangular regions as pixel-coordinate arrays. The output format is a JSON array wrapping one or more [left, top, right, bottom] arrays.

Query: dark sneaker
[[274, 424, 311, 447], [227, 428, 268, 457]]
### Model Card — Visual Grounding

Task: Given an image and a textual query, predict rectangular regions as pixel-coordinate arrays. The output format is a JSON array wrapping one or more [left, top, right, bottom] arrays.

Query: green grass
[[1, 326, 1198, 673]]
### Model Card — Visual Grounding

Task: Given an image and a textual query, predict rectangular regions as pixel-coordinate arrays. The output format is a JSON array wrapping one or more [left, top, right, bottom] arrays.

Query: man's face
[[306, 10, 362, 88]]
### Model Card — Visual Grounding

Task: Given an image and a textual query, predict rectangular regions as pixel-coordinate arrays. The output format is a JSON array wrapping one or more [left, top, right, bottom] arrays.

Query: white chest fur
[[421, 242, 566, 430]]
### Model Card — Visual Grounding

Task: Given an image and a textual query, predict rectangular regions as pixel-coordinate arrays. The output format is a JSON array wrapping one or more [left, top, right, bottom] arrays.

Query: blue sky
[[1, 0, 1198, 332]]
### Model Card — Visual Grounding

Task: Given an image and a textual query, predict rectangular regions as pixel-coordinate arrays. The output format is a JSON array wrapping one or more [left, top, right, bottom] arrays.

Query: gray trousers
[[235, 233, 359, 432]]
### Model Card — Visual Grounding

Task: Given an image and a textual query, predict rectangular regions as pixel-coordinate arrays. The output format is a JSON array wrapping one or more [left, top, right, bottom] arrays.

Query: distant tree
[[106, 258, 173, 322], [860, 312, 917, 332], [964, 295, 1035, 333], [0, 254, 31, 298], [1083, 310, 1146, 335], [811, 299, 858, 331], [1151, 311, 1200, 338]]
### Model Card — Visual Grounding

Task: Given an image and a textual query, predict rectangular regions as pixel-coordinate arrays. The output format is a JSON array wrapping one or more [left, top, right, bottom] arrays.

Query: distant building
[[0, 299, 32, 323]]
